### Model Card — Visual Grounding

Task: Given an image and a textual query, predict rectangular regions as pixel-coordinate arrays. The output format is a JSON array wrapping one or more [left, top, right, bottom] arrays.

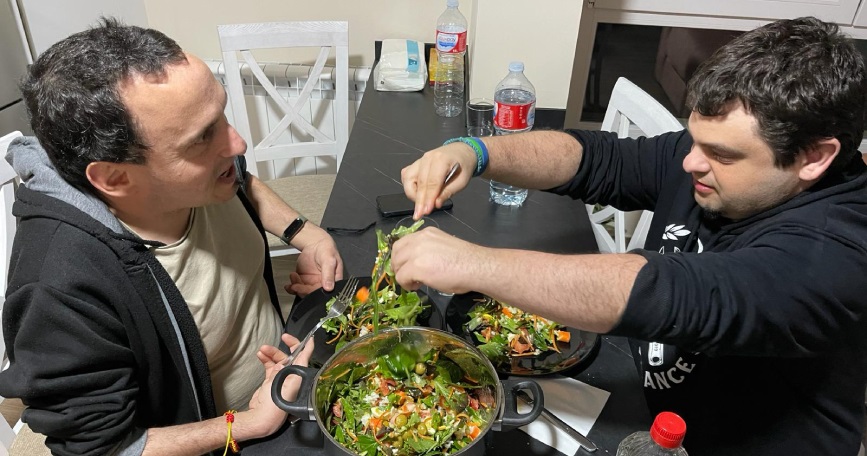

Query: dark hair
[[20, 17, 187, 192], [686, 17, 867, 172]]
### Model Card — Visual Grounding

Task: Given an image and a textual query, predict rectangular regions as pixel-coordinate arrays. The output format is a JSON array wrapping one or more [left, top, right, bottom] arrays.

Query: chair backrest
[[0, 131, 22, 452], [587, 77, 683, 253], [218, 21, 349, 179]]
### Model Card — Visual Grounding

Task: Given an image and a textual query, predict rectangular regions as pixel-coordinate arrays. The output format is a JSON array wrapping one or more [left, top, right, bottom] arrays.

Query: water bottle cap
[[649, 412, 686, 449], [508, 61, 524, 73], [446, 0, 459, 7]]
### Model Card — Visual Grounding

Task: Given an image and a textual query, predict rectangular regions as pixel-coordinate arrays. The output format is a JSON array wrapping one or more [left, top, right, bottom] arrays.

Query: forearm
[[143, 410, 263, 456], [467, 249, 646, 333], [478, 130, 582, 189], [245, 174, 327, 250]]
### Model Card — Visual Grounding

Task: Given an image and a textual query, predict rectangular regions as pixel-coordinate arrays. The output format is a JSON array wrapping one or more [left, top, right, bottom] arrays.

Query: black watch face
[[283, 217, 306, 242]]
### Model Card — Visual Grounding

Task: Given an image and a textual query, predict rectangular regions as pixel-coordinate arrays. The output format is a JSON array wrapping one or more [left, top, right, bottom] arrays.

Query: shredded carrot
[[375, 271, 388, 290], [368, 417, 382, 433], [501, 307, 513, 318], [326, 325, 343, 344]]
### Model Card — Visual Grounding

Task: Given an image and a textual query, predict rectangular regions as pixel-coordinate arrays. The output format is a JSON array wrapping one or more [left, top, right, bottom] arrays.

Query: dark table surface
[[245, 69, 650, 456]]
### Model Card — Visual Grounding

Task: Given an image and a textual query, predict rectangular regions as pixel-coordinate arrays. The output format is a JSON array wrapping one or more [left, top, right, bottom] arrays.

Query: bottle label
[[494, 102, 534, 130], [436, 30, 467, 53]]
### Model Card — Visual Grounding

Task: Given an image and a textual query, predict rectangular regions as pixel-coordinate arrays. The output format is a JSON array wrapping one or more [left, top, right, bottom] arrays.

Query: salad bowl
[[273, 327, 544, 456]]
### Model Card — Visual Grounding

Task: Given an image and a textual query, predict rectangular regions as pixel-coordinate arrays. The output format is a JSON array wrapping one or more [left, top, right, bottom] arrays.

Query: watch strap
[[280, 215, 308, 244]]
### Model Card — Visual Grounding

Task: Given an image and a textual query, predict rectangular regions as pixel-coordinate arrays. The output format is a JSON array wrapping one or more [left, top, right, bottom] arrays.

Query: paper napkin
[[518, 376, 610, 455]]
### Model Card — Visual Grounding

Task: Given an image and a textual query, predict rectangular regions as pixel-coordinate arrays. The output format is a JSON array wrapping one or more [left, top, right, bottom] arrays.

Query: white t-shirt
[[135, 196, 282, 412]]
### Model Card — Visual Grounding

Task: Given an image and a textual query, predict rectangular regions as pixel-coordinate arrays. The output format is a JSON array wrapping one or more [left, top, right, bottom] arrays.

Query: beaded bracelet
[[442, 136, 489, 176], [223, 410, 240, 455]]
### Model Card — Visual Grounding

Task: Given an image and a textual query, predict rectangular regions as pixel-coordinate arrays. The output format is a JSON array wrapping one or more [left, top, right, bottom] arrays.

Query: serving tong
[[516, 390, 598, 453]]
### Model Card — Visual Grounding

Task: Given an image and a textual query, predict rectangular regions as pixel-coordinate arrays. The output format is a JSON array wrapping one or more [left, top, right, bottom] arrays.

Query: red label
[[435, 30, 467, 54], [494, 102, 532, 130]]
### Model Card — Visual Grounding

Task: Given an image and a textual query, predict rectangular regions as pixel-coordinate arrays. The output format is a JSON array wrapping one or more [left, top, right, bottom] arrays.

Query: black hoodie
[[0, 138, 280, 455], [551, 129, 867, 455]]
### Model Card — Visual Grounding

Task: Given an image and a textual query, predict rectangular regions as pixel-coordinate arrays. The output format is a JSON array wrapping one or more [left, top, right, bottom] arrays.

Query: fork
[[280, 277, 359, 366]]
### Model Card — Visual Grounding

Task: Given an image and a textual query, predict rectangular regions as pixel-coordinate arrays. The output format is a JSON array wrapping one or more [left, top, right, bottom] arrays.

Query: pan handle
[[495, 378, 544, 431], [271, 364, 317, 420]]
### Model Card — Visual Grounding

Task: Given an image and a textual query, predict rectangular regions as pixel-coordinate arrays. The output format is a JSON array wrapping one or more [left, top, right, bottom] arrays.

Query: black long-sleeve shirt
[[549, 129, 867, 455]]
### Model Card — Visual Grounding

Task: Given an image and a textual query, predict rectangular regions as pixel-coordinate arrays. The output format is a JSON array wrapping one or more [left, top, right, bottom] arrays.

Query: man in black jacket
[[0, 19, 342, 455], [394, 17, 867, 455]]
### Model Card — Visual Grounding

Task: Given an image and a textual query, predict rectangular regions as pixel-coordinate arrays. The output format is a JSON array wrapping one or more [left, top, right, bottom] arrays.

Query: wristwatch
[[280, 215, 308, 244]]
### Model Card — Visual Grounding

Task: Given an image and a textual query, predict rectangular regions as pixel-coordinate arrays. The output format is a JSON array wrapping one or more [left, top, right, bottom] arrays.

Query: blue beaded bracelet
[[442, 137, 489, 176]]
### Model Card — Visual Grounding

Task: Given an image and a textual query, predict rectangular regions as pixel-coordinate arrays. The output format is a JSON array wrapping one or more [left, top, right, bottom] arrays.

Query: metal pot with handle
[[273, 327, 544, 456]]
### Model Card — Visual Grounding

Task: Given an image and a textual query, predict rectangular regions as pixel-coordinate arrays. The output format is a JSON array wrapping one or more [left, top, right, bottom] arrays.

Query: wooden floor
[[0, 254, 299, 430]]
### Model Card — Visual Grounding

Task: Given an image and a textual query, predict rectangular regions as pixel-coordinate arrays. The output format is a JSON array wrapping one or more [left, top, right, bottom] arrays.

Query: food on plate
[[323, 343, 495, 455], [465, 297, 571, 363], [322, 220, 429, 349]]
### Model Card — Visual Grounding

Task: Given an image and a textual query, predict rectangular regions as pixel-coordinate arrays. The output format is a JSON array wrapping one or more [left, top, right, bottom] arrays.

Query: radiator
[[205, 59, 371, 178]]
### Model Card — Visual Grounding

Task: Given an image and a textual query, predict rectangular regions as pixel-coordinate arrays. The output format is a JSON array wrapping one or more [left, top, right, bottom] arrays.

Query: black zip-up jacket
[[550, 129, 867, 455], [0, 139, 280, 455]]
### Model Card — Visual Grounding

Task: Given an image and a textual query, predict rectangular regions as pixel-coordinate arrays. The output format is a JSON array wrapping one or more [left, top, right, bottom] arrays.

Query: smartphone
[[376, 192, 453, 217]]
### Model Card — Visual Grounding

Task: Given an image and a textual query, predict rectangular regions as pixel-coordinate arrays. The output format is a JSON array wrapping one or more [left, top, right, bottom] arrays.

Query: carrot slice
[[467, 423, 481, 440], [555, 330, 571, 343], [354, 286, 370, 303]]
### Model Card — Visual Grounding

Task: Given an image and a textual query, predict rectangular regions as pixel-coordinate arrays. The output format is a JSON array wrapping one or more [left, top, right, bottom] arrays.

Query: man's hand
[[286, 229, 344, 296], [391, 227, 487, 295], [402, 142, 476, 219], [244, 334, 315, 437]]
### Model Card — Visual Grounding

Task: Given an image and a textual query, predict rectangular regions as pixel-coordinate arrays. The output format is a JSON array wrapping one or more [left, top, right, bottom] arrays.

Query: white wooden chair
[[587, 77, 684, 253], [218, 21, 349, 257], [0, 131, 23, 454]]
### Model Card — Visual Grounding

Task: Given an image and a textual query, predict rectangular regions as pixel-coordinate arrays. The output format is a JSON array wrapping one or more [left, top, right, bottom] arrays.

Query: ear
[[797, 138, 840, 182], [85, 162, 135, 198]]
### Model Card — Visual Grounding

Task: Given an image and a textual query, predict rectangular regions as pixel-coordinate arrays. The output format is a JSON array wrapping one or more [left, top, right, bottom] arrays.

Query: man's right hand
[[401, 142, 477, 219]]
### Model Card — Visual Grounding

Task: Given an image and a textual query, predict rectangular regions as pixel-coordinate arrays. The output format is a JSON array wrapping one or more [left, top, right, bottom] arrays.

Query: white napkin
[[518, 376, 610, 455]]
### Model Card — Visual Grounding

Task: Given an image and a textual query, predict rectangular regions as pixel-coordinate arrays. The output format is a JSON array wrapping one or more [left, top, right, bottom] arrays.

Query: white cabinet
[[591, 0, 862, 25]]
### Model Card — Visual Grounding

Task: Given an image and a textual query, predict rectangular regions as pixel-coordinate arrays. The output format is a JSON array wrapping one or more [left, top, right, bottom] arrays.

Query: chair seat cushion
[[262, 174, 336, 249]]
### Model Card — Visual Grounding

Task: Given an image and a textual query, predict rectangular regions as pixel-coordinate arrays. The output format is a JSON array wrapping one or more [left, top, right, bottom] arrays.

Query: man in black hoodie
[[394, 17, 867, 455], [0, 19, 342, 455]]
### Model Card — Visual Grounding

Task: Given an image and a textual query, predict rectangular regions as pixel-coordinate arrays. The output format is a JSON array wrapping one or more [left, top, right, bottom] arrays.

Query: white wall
[[468, 0, 583, 108], [144, 0, 582, 108], [143, 0, 475, 68]]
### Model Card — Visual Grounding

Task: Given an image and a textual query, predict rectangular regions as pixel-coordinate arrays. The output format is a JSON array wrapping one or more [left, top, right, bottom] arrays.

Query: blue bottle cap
[[509, 61, 524, 72]]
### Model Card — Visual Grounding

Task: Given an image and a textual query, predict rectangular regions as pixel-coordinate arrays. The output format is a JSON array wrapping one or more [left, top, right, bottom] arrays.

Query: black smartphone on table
[[376, 192, 453, 217]]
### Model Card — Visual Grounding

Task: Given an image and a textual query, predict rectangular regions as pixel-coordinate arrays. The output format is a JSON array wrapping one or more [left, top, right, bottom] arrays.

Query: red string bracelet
[[223, 410, 240, 455]]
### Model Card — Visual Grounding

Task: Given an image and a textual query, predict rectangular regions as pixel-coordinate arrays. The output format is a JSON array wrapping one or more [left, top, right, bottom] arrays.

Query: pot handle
[[495, 379, 544, 431], [271, 364, 317, 420]]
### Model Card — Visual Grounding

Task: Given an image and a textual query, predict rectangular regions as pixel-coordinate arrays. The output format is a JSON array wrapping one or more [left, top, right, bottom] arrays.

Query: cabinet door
[[591, 0, 861, 25]]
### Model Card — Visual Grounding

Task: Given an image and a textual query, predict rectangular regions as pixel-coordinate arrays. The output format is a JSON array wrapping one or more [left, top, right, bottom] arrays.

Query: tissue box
[[375, 39, 427, 92]]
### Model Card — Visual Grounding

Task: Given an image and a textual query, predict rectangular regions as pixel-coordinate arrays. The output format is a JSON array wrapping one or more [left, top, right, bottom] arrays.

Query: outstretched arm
[[402, 130, 583, 218], [391, 228, 644, 333]]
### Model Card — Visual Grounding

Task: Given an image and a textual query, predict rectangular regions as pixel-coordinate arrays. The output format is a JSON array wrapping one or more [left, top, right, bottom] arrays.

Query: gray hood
[[5, 136, 125, 234]]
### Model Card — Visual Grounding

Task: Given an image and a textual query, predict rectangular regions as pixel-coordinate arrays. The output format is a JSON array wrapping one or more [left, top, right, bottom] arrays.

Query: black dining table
[[244, 59, 651, 456]]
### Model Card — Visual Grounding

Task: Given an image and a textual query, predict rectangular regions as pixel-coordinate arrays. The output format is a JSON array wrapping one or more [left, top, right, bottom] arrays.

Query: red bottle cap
[[650, 412, 687, 449]]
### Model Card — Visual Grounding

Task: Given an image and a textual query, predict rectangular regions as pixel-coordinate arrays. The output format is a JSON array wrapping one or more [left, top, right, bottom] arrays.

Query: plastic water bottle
[[434, 0, 467, 117], [490, 61, 535, 206], [616, 412, 688, 456]]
